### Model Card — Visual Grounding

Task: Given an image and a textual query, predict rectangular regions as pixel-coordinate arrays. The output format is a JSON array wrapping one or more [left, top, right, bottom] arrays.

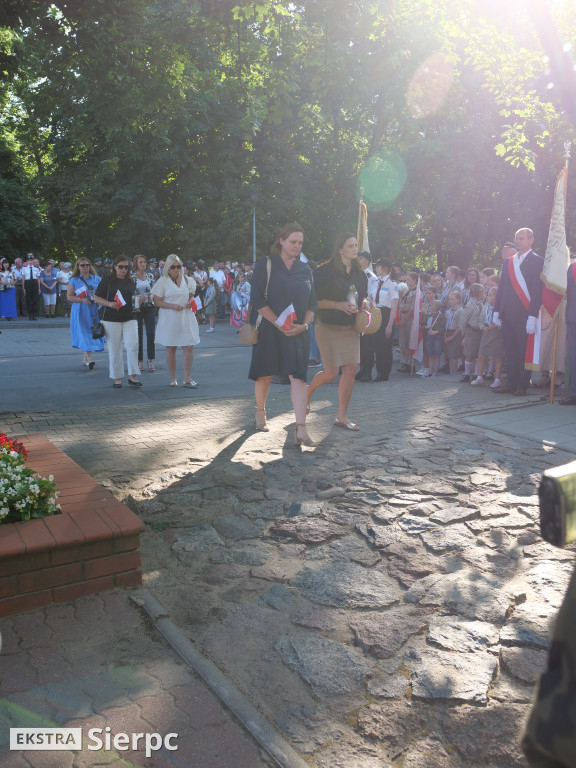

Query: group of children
[[399, 266, 504, 387]]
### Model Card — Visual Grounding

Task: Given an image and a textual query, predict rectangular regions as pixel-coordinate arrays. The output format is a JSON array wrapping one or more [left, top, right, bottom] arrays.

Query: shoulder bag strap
[[264, 255, 272, 299], [246, 256, 272, 325]]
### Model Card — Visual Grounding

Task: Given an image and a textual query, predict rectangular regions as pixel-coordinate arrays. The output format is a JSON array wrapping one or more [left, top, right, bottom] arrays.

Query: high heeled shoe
[[294, 423, 317, 447], [254, 408, 269, 432]]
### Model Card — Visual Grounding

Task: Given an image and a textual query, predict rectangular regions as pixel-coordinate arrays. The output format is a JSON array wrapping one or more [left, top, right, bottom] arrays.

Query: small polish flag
[[275, 303, 297, 331], [75, 286, 88, 299], [189, 296, 203, 312], [114, 290, 126, 307]]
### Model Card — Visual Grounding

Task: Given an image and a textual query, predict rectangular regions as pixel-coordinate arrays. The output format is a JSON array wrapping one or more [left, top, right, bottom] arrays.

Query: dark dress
[[248, 254, 317, 382]]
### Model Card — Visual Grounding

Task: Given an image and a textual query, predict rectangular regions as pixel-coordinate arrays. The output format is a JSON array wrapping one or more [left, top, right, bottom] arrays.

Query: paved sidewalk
[[0, 592, 274, 768], [467, 400, 576, 453]]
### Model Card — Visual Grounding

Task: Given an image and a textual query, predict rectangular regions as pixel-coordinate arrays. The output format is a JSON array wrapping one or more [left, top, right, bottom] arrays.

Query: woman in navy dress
[[67, 259, 105, 368], [248, 222, 317, 446]]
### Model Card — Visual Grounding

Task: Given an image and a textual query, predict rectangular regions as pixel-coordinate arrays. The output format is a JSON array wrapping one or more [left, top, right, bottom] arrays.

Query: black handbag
[[91, 307, 105, 339]]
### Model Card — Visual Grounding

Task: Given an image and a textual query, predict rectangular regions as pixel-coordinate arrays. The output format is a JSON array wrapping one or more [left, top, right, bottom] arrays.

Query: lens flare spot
[[406, 52, 454, 119], [357, 151, 407, 211]]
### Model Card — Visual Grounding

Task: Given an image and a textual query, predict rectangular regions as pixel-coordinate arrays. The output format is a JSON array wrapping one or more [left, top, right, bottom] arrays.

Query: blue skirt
[[0, 287, 17, 318]]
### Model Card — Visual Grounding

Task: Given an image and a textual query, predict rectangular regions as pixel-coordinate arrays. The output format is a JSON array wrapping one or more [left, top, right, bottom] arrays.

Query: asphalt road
[[0, 317, 259, 410]]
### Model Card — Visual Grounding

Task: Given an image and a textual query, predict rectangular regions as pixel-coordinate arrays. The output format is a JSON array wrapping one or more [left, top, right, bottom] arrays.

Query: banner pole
[[550, 312, 560, 404]]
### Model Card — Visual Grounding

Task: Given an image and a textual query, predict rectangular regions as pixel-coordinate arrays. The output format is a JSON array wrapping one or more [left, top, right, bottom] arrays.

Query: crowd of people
[[246, 223, 576, 445], [1, 225, 573, 412], [0, 252, 255, 387]]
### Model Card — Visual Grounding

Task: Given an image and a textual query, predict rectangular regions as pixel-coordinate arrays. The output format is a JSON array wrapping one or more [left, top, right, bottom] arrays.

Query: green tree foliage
[[0, 0, 575, 268]]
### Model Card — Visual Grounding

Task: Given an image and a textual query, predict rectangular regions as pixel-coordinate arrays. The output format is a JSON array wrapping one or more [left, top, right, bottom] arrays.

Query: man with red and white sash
[[559, 259, 576, 405], [492, 227, 544, 396]]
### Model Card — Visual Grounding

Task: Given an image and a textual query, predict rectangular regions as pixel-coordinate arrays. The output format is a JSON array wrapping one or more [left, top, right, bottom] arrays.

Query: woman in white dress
[[151, 254, 201, 387]]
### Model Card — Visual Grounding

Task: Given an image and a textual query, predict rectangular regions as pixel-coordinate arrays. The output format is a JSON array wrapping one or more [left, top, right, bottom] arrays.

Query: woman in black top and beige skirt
[[307, 232, 367, 431]]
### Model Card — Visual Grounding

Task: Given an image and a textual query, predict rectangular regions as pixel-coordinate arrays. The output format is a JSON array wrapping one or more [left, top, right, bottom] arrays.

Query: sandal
[[169, 381, 178, 387], [148, 360, 156, 372], [334, 417, 360, 431], [254, 408, 269, 432], [294, 423, 317, 447], [138, 361, 145, 372], [183, 380, 198, 388]]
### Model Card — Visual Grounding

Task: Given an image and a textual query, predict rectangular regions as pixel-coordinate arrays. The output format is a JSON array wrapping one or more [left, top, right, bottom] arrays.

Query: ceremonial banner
[[357, 201, 370, 253], [541, 165, 569, 320], [408, 278, 423, 362]]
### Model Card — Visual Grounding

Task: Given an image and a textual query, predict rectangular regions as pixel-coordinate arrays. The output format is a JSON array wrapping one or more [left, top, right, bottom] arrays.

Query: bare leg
[[254, 376, 271, 430], [307, 367, 339, 409], [166, 346, 177, 382], [289, 376, 312, 442], [182, 346, 194, 381], [336, 363, 357, 423]]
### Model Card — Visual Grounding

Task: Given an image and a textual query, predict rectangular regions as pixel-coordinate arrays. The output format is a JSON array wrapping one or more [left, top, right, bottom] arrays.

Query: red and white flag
[[75, 286, 88, 299], [408, 277, 423, 362], [114, 290, 126, 308], [541, 165, 569, 320], [188, 296, 203, 312], [275, 304, 297, 331]]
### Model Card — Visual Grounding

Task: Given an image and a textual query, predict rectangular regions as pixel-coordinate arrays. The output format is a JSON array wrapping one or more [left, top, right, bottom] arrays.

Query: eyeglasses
[[169, 265, 182, 270], [116, 265, 130, 270]]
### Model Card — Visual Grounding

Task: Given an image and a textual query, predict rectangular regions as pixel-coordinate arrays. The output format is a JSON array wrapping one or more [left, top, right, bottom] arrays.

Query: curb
[[131, 590, 313, 768]]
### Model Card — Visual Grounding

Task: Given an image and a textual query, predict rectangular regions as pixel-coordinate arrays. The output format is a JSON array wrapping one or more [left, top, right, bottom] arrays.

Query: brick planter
[[0, 433, 145, 617]]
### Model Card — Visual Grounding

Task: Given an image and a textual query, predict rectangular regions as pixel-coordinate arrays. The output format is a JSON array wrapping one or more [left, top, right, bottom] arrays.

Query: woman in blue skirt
[[0, 259, 17, 320], [66, 259, 105, 368]]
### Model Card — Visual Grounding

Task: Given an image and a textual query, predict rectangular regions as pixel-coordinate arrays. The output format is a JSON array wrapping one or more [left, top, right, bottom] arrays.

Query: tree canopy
[[0, 0, 575, 269]]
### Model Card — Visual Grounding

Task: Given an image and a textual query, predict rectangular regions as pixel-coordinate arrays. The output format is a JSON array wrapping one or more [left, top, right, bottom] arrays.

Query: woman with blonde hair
[[151, 254, 201, 387], [67, 258, 104, 368]]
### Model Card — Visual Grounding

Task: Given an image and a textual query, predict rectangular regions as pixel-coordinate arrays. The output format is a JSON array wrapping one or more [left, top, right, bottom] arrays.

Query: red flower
[[0, 432, 28, 460]]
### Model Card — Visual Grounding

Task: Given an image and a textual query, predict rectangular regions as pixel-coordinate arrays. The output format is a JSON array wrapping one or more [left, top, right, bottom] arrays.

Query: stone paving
[[122, 398, 574, 768], [2, 327, 576, 767]]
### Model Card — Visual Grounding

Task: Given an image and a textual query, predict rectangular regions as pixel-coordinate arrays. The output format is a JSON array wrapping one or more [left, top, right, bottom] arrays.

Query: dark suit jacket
[[566, 262, 576, 325], [494, 250, 544, 322]]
